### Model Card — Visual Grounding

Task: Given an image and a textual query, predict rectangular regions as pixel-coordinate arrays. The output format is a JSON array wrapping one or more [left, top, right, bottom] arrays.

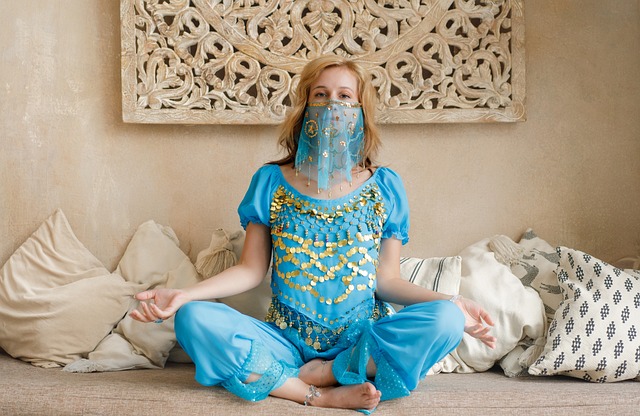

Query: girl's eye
[[340, 93, 352, 99]]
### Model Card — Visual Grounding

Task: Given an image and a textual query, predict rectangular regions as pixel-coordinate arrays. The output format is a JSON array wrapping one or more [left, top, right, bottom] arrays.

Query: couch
[[1, 350, 639, 415], [1, 210, 639, 415]]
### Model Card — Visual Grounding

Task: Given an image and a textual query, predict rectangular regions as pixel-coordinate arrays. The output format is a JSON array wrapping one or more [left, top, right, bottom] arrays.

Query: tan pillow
[[195, 228, 245, 278], [0, 209, 141, 368], [64, 220, 201, 372]]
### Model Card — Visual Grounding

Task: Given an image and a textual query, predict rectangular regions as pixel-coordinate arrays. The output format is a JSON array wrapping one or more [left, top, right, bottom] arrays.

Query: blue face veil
[[294, 100, 365, 195]]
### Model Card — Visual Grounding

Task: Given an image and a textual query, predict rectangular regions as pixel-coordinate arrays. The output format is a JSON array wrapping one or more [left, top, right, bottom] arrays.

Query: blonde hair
[[272, 56, 381, 167]]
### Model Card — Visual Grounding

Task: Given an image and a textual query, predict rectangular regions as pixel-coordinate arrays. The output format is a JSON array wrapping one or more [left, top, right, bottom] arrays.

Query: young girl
[[131, 56, 495, 413]]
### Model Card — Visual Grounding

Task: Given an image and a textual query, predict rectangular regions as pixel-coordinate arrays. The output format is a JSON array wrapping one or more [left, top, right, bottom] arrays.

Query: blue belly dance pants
[[174, 300, 464, 402]]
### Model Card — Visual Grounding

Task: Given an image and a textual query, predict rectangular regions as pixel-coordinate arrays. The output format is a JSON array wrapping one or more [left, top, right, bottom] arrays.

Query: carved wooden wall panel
[[121, 0, 525, 124]]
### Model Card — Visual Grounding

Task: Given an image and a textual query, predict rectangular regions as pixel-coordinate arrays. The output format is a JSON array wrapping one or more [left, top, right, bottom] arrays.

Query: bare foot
[[312, 383, 381, 411], [298, 359, 337, 387]]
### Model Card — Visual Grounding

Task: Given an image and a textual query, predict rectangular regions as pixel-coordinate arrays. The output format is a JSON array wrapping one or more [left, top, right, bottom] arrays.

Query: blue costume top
[[238, 164, 410, 360]]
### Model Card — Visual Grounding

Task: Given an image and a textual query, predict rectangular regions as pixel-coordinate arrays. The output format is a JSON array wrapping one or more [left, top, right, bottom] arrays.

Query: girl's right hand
[[129, 288, 190, 323]]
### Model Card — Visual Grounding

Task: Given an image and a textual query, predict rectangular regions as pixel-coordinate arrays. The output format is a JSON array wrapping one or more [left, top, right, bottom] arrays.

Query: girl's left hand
[[452, 296, 497, 349]]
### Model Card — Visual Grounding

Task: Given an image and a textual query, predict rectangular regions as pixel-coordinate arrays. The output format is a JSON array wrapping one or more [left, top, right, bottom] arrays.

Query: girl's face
[[308, 66, 359, 104]]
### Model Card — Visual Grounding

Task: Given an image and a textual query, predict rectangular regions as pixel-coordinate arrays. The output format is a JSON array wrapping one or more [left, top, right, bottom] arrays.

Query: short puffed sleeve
[[375, 167, 410, 244], [237, 164, 281, 229]]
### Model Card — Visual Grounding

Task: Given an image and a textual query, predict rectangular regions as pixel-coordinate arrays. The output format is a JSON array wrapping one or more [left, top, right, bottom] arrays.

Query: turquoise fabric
[[175, 302, 302, 388], [238, 164, 410, 359], [238, 164, 410, 243], [332, 301, 465, 400], [294, 100, 365, 192], [174, 165, 463, 404]]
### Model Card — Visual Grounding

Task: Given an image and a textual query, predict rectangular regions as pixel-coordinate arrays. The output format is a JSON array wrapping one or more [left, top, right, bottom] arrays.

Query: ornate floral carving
[[121, 0, 525, 124]]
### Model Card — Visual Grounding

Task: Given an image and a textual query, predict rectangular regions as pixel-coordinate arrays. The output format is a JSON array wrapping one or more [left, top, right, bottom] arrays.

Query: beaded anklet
[[304, 385, 321, 406]]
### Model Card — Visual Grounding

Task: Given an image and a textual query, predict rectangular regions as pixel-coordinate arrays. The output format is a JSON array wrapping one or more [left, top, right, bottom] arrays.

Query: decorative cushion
[[510, 229, 564, 324], [64, 220, 201, 372], [400, 256, 461, 295], [441, 238, 546, 374], [529, 247, 640, 382], [195, 228, 245, 278], [0, 209, 142, 368], [388, 256, 461, 313]]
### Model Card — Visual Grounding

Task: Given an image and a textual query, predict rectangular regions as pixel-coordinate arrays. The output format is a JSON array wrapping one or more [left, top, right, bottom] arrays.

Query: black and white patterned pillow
[[528, 247, 640, 382]]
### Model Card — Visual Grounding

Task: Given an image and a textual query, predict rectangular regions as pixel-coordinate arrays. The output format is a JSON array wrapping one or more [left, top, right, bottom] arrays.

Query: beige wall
[[2, 1, 639, 270]]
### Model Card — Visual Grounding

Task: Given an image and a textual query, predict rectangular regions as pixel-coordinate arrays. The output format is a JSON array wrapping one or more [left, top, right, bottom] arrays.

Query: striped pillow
[[399, 256, 462, 296], [389, 256, 461, 311]]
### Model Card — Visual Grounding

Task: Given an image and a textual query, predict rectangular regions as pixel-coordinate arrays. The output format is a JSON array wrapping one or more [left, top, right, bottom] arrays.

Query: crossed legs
[[175, 300, 463, 411], [241, 361, 380, 410]]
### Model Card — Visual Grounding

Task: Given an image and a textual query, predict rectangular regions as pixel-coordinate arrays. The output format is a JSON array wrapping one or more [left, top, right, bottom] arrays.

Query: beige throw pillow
[[0, 209, 141, 368], [64, 220, 201, 372]]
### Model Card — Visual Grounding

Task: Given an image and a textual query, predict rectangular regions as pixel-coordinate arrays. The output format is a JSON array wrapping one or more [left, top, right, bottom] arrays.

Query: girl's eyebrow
[[311, 85, 355, 92]]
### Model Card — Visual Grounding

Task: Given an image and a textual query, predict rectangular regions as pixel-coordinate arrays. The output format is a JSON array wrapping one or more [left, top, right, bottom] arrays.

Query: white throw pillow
[[0, 209, 142, 368], [442, 238, 547, 374], [529, 247, 640, 382]]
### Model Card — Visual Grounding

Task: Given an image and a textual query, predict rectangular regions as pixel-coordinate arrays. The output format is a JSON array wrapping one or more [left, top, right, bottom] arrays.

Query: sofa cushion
[[387, 255, 461, 314], [400, 255, 461, 295], [64, 220, 201, 372], [442, 238, 546, 374], [509, 229, 564, 324], [529, 247, 640, 382], [0, 209, 141, 368]]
